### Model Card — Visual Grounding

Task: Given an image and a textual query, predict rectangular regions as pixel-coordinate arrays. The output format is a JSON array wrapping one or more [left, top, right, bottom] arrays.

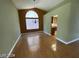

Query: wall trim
[[66, 37, 79, 44], [43, 31, 51, 36], [7, 34, 22, 58], [56, 37, 79, 44], [56, 37, 68, 44], [43, 31, 79, 45]]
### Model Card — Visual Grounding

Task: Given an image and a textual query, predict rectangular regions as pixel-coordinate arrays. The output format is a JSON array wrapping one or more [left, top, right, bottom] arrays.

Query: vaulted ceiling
[[12, 0, 64, 11]]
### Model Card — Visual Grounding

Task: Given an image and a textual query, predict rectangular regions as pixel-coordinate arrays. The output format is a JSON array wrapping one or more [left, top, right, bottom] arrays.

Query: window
[[25, 10, 39, 30]]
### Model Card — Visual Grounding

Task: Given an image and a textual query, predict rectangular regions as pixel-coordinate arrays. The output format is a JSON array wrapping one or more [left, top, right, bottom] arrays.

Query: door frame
[[51, 16, 58, 35]]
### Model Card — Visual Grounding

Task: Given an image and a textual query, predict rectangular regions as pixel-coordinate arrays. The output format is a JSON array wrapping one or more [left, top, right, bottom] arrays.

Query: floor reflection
[[11, 32, 79, 58], [27, 35, 40, 52], [51, 43, 56, 52]]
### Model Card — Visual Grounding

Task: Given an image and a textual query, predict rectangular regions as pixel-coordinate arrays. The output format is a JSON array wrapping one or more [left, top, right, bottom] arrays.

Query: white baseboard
[[43, 31, 51, 36], [43, 31, 79, 45], [7, 34, 22, 58], [67, 37, 79, 44], [56, 37, 68, 44], [57, 37, 79, 45]]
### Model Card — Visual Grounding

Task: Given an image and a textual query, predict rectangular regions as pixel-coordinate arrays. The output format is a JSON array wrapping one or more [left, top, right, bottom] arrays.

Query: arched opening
[[25, 10, 39, 30]]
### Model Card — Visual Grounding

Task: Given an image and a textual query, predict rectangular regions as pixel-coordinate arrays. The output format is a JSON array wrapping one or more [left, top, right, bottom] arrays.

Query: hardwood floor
[[10, 31, 79, 58]]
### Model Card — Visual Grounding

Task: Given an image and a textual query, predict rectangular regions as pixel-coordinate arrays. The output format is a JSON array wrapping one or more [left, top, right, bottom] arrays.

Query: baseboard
[[7, 34, 22, 58], [67, 37, 79, 44], [56, 37, 68, 44], [43, 31, 67, 44], [57, 37, 79, 44], [43, 31, 51, 36], [43, 31, 79, 45]]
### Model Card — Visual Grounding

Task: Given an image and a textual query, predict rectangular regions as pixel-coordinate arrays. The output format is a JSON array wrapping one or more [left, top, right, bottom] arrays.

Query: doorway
[[51, 15, 58, 35]]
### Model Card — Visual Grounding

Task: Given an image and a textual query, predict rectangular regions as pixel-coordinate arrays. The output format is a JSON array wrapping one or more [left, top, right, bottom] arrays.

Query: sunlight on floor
[[27, 35, 40, 52], [51, 43, 56, 52]]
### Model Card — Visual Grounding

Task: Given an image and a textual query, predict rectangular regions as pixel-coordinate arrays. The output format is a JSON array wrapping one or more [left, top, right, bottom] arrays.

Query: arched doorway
[[25, 10, 39, 31]]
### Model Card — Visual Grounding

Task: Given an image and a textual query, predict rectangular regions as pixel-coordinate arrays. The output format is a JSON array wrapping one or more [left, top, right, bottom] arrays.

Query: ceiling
[[12, 0, 64, 11]]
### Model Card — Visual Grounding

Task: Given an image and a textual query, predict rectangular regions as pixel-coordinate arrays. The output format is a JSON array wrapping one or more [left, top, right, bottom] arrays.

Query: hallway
[[10, 31, 79, 58], [0, 0, 79, 58]]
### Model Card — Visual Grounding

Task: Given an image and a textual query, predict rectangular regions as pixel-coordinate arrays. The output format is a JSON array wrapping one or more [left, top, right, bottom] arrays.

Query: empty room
[[0, 0, 79, 58]]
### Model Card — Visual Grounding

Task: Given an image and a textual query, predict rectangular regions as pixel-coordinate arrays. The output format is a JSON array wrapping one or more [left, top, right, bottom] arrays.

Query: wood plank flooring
[[10, 31, 79, 58]]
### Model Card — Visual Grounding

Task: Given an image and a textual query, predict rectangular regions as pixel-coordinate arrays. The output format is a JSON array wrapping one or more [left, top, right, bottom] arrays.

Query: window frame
[[25, 10, 39, 30]]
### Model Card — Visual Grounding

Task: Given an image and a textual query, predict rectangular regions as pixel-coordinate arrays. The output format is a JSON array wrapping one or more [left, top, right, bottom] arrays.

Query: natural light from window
[[25, 10, 39, 30]]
